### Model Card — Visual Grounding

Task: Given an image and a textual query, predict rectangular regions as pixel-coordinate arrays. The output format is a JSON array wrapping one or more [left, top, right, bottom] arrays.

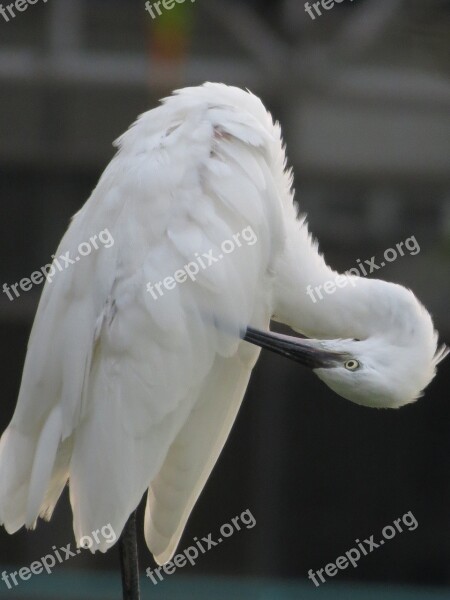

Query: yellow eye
[[345, 359, 360, 371]]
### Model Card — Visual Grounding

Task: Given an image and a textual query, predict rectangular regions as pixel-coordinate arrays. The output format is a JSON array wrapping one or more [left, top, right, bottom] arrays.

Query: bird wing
[[0, 83, 287, 553], [143, 349, 256, 565]]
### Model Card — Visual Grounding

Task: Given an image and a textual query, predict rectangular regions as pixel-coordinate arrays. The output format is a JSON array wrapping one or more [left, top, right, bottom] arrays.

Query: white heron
[[0, 83, 447, 598]]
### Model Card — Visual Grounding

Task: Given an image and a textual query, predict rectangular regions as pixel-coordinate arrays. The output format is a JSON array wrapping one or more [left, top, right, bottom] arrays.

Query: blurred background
[[0, 0, 449, 598]]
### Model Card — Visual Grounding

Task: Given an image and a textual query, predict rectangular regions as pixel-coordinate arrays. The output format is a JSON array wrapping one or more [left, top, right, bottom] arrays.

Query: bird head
[[244, 286, 448, 409], [312, 335, 448, 409]]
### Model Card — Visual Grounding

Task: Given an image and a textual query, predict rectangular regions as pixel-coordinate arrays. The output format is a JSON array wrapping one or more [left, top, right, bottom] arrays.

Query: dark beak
[[243, 327, 342, 369]]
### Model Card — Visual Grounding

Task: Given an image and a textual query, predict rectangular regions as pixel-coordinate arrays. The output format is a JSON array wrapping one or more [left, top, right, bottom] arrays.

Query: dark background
[[0, 0, 449, 597]]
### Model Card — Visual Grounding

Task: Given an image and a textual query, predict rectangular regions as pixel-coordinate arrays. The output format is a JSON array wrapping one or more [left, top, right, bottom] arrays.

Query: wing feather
[[144, 349, 258, 565], [0, 83, 288, 558]]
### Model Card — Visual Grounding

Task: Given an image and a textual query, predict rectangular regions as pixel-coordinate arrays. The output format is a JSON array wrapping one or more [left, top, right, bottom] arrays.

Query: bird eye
[[345, 359, 360, 371]]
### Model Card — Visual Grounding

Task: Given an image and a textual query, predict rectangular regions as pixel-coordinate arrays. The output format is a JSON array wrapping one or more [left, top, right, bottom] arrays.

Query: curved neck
[[273, 220, 398, 341]]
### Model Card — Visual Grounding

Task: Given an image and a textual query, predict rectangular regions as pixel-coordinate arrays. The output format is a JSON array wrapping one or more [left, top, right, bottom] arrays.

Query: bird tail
[[0, 406, 69, 533]]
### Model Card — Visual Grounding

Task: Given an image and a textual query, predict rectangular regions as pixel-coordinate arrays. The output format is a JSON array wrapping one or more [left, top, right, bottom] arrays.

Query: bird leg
[[119, 510, 140, 600]]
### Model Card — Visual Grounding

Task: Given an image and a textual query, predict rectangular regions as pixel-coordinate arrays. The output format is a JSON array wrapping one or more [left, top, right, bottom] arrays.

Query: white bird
[[0, 83, 447, 576]]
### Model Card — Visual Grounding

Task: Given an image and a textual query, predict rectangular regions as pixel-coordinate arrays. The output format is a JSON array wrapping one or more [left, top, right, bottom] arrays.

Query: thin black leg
[[119, 510, 140, 600]]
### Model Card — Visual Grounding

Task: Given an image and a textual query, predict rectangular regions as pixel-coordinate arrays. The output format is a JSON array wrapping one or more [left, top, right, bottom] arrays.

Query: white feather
[[144, 349, 259, 565], [0, 83, 285, 553], [0, 82, 446, 563]]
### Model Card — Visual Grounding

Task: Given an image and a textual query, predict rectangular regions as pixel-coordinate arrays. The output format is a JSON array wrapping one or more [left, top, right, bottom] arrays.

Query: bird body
[[0, 83, 446, 565]]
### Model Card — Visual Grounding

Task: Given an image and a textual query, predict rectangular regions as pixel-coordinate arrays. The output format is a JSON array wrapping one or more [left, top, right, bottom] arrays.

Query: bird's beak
[[243, 327, 343, 369]]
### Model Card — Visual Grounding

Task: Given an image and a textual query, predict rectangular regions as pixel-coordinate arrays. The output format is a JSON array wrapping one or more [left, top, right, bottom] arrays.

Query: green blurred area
[[0, 571, 449, 600]]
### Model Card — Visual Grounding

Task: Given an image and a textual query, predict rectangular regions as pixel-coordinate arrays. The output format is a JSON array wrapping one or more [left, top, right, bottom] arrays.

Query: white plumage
[[0, 83, 446, 565]]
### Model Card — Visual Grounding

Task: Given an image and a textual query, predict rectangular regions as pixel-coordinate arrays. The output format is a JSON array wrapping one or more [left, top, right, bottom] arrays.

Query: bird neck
[[273, 219, 401, 341]]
